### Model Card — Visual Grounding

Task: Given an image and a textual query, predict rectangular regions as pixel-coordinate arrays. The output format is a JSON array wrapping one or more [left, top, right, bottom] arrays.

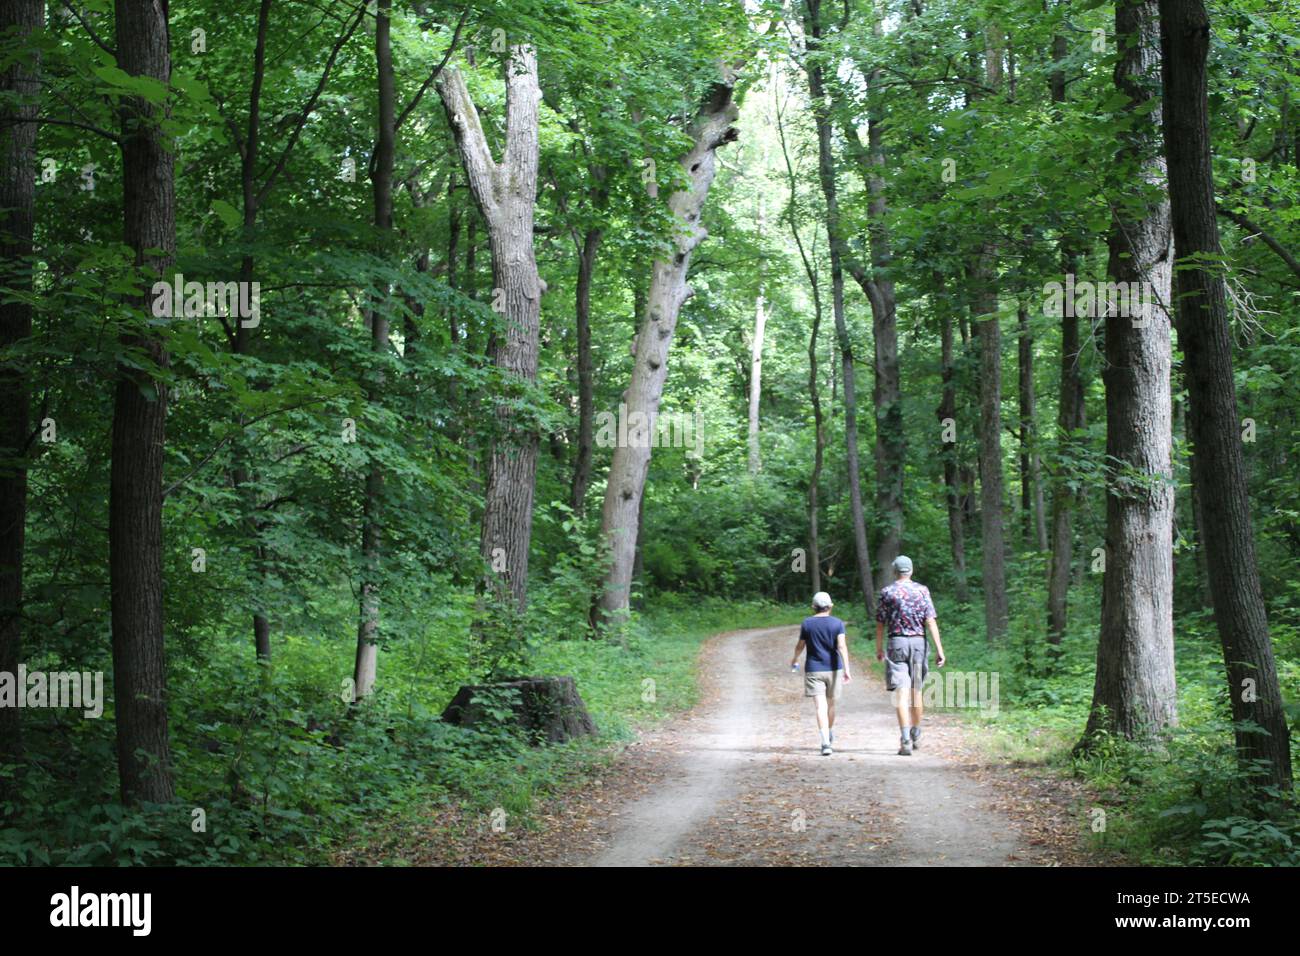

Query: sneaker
[[910, 726, 921, 750], [898, 739, 912, 756], [821, 743, 833, 756]]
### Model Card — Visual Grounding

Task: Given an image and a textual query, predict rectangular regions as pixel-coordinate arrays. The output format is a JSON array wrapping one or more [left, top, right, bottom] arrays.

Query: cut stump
[[440, 675, 597, 745]]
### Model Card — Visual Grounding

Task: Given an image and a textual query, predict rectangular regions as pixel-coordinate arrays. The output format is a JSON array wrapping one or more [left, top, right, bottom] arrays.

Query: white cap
[[812, 591, 833, 610]]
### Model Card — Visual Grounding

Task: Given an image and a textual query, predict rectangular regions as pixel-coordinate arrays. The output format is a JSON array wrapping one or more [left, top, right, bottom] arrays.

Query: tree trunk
[[808, 297, 825, 596], [631, 484, 646, 608], [1082, 0, 1177, 745], [596, 69, 741, 622], [446, 172, 462, 344], [971, 257, 1008, 641], [970, 26, 1008, 641], [1017, 301, 1048, 551], [1046, 250, 1087, 644], [570, 227, 601, 515], [441, 675, 597, 744], [110, 0, 176, 804], [748, 193, 767, 475], [778, 94, 825, 596], [747, 287, 767, 474], [353, 0, 396, 701], [840, 25, 904, 576], [438, 46, 545, 615], [0, 0, 41, 767], [1159, 0, 1292, 788], [1046, 19, 1086, 646], [232, 0, 273, 664], [936, 275, 969, 602], [803, 0, 876, 617]]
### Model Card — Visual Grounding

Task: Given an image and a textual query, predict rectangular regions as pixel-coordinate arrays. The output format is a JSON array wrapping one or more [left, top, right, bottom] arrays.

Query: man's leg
[[909, 688, 925, 747], [895, 685, 914, 754], [893, 687, 911, 730]]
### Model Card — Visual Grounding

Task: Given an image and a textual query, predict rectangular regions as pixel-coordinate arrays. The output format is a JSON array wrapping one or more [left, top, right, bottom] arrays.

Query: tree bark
[[595, 70, 741, 622], [970, 27, 1008, 641], [1046, 251, 1087, 644], [0, 0, 41, 766], [839, 21, 904, 576], [807, 290, 825, 595], [1017, 301, 1047, 551], [803, 0, 876, 617], [747, 286, 767, 474], [935, 274, 969, 603], [438, 46, 545, 614], [1046, 18, 1086, 646], [570, 227, 601, 515], [1159, 0, 1292, 788], [1082, 0, 1177, 745], [110, 0, 176, 804], [352, 0, 396, 701], [778, 94, 825, 595]]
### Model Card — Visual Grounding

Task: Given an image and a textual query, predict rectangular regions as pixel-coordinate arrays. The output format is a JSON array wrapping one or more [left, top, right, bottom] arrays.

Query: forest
[[1, 0, 1298, 869]]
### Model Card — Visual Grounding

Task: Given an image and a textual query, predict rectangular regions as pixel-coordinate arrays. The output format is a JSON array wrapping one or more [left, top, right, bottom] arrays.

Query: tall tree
[[1017, 300, 1047, 551], [438, 45, 545, 615], [747, 199, 767, 474], [1081, 0, 1177, 745], [836, 4, 904, 576], [0, 0, 42, 767], [801, 0, 876, 617], [547, 98, 610, 518], [110, 0, 176, 804], [1159, 0, 1292, 789], [777, 90, 825, 594], [971, 24, 1008, 641], [352, 0, 397, 701], [596, 66, 742, 622], [934, 272, 969, 602], [569, 219, 602, 515], [1045, 14, 1086, 645]]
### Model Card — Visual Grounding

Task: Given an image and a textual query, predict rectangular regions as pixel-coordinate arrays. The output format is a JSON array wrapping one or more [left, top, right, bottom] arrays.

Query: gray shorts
[[885, 636, 928, 692], [804, 669, 844, 700]]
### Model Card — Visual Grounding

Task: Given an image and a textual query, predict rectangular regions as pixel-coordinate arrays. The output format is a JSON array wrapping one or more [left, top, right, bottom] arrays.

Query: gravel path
[[583, 625, 1035, 866]]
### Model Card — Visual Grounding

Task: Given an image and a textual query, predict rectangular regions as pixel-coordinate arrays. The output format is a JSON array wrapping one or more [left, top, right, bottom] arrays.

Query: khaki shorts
[[804, 669, 844, 700]]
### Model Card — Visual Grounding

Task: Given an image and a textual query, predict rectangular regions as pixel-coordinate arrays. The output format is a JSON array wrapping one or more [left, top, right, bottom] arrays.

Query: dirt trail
[[582, 626, 1042, 866]]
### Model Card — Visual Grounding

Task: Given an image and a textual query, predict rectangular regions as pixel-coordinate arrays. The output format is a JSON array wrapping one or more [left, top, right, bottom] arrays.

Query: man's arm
[[790, 638, 806, 669], [927, 617, 945, 666], [875, 621, 885, 661], [837, 633, 851, 681]]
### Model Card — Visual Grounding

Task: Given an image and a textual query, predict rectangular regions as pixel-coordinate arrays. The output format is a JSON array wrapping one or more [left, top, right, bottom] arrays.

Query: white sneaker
[[821, 743, 833, 756]]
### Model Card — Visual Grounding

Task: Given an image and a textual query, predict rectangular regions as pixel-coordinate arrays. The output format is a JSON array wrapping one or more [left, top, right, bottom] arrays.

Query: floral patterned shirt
[[876, 580, 937, 636]]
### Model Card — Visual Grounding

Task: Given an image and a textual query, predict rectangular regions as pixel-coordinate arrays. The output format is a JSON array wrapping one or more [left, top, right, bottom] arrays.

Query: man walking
[[790, 591, 851, 756], [875, 556, 946, 755]]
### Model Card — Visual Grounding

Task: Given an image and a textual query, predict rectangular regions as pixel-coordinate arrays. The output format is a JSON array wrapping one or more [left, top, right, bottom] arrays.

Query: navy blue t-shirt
[[800, 615, 845, 672]]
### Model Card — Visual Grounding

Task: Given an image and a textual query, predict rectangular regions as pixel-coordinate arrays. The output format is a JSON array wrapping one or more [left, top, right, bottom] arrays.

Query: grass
[[331, 596, 798, 863]]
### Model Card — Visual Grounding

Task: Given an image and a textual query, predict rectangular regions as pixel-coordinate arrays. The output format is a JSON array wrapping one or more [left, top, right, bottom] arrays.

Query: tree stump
[[440, 675, 597, 745]]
